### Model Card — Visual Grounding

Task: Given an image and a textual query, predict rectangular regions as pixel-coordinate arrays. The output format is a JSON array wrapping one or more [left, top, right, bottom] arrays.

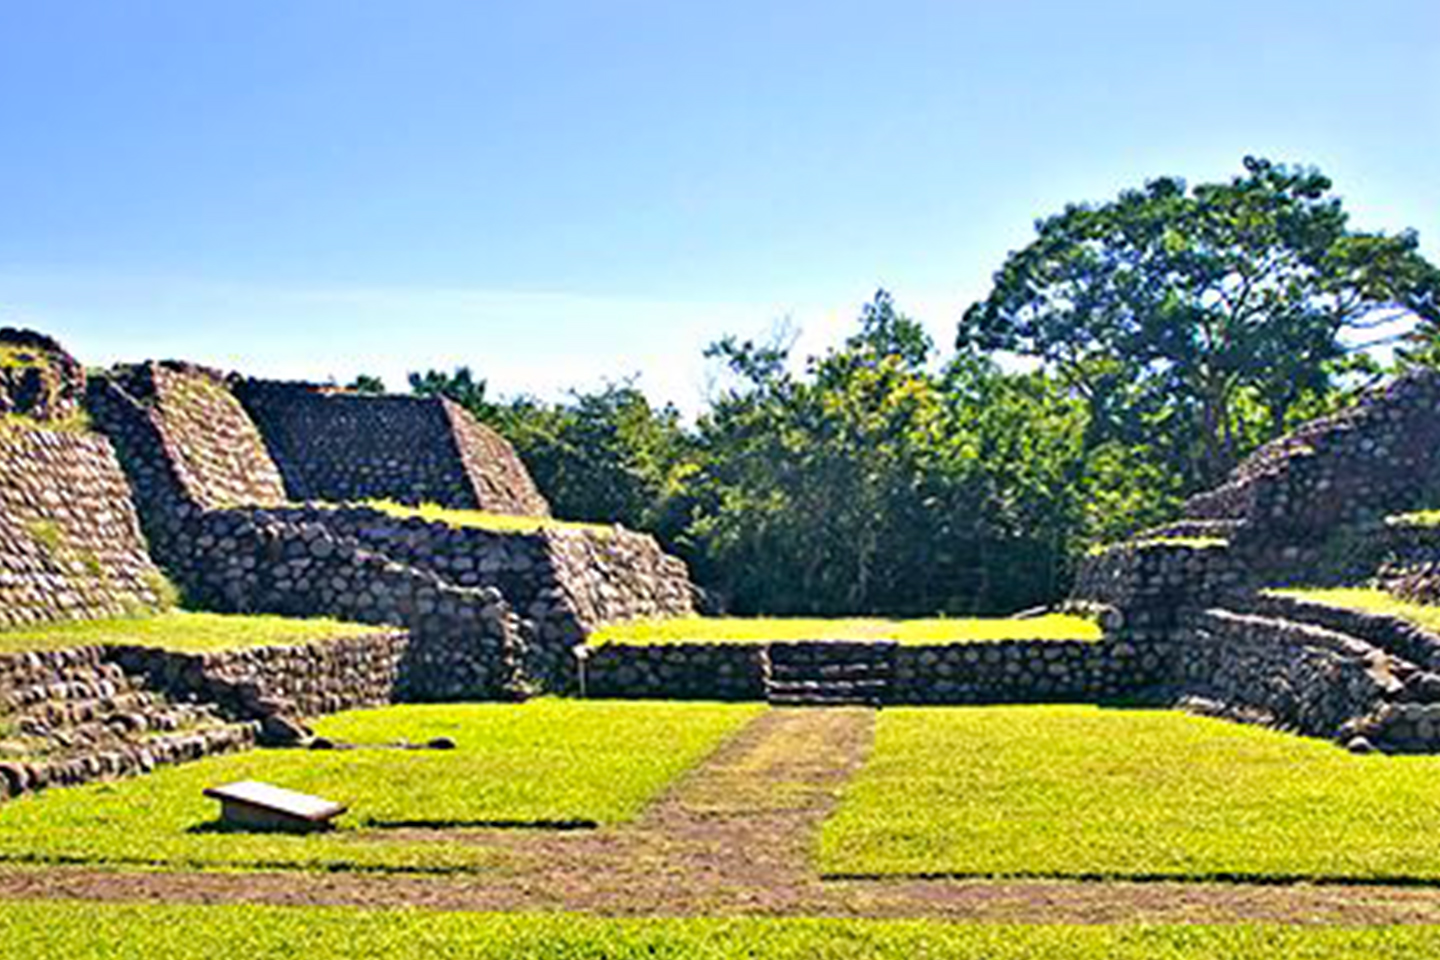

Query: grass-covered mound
[[1266, 586, 1440, 635], [7, 901, 1440, 959], [359, 499, 613, 536], [0, 610, 393, 655], [820, 705, 1440, 882], [0, 700, 759, 874], [590, 614, 1101, 646]]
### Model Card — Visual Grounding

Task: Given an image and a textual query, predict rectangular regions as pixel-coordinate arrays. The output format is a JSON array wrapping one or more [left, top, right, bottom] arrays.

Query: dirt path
[[5, 707, 1440, 924]]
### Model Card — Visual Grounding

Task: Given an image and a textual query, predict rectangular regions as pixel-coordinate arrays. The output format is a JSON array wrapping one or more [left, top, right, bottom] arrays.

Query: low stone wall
[[1243, 592, 1440, 675], [891, 639, 1160, 704], [0, 425, 167, 628], [0, 645, 255, 803], [170, 508, 527, 701], [580, 643, 765, 700], [111, 629, 413, 720], [1175, 608, 1395, 740]]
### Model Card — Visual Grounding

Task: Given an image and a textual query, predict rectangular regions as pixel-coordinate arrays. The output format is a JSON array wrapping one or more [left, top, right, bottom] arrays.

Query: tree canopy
[[957, 157, 1440, 485]]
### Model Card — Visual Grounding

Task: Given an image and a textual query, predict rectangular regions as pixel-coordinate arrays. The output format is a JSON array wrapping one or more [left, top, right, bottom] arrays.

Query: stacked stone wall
[[891, 639, 1159, 704], [1175, 608, 1398, 741], [96, 363, 286, 510], [111, 630, 412, 719], [164, 508, 526, 701], [581, 643, 765, 700], [0, 426, 166, 628], [0, 645, 255, 803], [1183, 370, 1440, 578], [284, 505, 697, 687], [235, 380, 549, 516]]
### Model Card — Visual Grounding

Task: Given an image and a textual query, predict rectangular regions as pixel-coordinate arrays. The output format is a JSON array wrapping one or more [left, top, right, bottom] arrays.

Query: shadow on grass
[[820, 869, 1440, 888], [364, 818, 600, 831]]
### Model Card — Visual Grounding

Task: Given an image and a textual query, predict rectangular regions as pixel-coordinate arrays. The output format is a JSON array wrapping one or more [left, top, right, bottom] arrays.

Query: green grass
[[0, 610, 393, 654], [1387, 510, 1440, 527], [590, 613, 1101, 646], [6, 902, 1440, 960], [820, 706, 1440, 882], [0, 345, 45, 369], [0, 701, 758, 874], [1267, 586, 1440, 634], [357, 499, 615, 535]]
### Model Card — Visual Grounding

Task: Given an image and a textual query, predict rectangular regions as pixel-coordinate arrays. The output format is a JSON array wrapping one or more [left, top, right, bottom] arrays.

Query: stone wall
[[282, 504, 697, 687], [0, 328, 86, 423], [0, 645, 255, 803], [1175, 608, 1400, 743], [1070, 540, 1246, 620], [162, 508, 527, 701], [235, 380, 550, 516], [580, 643, 765, 700], [891, 639, 1159, 704], [95, 363, 287, 510], [1183, 369, 1440, 578], [0, 426, 167, 628], [111, 629, 413, 720]]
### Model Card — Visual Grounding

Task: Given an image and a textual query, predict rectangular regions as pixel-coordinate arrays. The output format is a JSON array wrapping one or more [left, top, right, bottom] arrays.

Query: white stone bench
[[203, 780, 347, 832]]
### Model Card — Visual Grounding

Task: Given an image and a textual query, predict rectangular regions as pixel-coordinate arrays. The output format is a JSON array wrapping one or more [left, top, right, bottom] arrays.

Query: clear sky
[[2, 1, 1436, 414]]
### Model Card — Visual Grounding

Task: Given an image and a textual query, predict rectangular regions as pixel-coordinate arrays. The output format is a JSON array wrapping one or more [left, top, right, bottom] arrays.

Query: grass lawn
[[359, 499, 614, 536], [820, 706, 1440, 882], [1266, 586, 1440, 634], [590, 613, 1101, 646], [0, 700, 759, 874], [0, 610, 393, 654], [4, 902, 1440, 959]]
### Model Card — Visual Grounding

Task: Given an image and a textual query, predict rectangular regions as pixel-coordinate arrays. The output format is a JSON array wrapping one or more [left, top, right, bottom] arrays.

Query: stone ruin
[[1072, 366, 1440, 754], [8, 323, 1440, 804], [0, 328, 697, 799]]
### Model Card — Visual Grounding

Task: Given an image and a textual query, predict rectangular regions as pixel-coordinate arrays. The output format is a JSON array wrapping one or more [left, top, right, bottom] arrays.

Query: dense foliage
[[399, 159, 1438, 616]]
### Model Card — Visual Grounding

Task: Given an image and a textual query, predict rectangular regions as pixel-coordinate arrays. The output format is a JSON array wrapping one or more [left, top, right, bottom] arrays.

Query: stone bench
[[204, 780, 346, 832]]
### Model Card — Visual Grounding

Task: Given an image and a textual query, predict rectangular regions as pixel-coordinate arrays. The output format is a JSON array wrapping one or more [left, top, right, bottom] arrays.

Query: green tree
[[958, 157, 1440, 486]]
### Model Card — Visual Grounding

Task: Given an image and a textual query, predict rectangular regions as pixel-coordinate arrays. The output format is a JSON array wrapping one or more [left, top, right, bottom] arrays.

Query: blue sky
[[2, 1, 1436, 413]]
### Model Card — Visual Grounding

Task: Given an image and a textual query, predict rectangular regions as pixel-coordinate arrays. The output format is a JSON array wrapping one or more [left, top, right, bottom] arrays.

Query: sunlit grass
[[590, 614, 1101, 646], [0, 610, 393, 654], [358, 499, 614, 536], [0, 701, 759, 874], [7, 901, 1440, 960], [820, 705, 1440, 881]]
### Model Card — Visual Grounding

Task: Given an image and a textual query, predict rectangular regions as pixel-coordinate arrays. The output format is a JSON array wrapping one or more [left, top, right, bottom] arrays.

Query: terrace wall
[[0, 426, 167, 629], [235, 380, 550, 516], [1184, 369, 1440, 579]]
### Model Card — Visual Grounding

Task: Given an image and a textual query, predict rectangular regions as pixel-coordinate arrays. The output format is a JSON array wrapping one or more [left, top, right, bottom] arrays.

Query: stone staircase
[[763, 642, 894, 707], [1181, 592, 1440, 753], [0, 646, 255, 800]]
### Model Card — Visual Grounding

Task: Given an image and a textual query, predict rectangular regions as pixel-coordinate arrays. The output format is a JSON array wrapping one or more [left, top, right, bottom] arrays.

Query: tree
[[958, 157, 1440, 486], [346, 373, 386, 395], [407, 367, 499, 422]]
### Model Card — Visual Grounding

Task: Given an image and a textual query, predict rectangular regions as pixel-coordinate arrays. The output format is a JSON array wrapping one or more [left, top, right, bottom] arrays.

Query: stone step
[[768, 661, 892, 681], [13, 690, 166, 729], [0, 675, 152, 714], [1137, 518, 1243, 541], [767, 677, 889, 695], [768, 691, 883, 707]]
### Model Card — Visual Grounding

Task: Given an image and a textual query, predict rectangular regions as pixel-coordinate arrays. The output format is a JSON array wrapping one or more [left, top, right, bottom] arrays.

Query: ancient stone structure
[[1072, 367, 1440, 753], [0, 330, 695, 715], [235, 379, 550, 515], [0, 414, 168, 628], [0, 329, 86, 423], [0, 645, 256, 803]]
